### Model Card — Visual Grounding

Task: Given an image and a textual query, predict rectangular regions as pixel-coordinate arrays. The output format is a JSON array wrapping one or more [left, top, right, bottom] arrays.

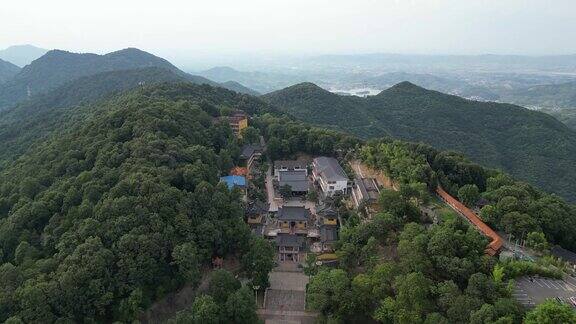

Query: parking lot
[[514, 276, 576, 308]]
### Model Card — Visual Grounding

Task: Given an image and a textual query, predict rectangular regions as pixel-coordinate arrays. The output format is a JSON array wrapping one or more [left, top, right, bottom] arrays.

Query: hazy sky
[[2, 0, 576, 62]]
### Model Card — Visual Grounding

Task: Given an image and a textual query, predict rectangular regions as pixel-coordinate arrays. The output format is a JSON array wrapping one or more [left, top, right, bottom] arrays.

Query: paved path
[[257, 309, 318, 324], [260, 266, 316, 323], [266, 167, 279, 212], [269, 271, 308, 291]]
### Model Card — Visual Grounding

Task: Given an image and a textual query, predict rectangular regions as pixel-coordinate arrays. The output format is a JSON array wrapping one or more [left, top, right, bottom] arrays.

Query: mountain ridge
[[263, 81, 576, 201], [0, 58, 20, 84], [0, 67, 268, 169], [0, 48, 258, 110], [501, 80, 576, 109]]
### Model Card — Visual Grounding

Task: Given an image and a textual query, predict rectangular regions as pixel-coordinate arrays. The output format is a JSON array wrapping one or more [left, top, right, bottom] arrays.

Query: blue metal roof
[[220, 175, 246, 189]]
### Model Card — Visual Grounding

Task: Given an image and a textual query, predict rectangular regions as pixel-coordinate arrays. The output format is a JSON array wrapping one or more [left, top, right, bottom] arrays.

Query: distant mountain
[[541, 107, 576, 131], [198, 66, 302, 93], [0, 44, 48, 67], [263, 81, 576, 201], [500, 81, 576, 109], [362, 72, 499, 101], [0, 59, 20, 84], [220, 80, 260, 96], [0, 48, 219, 110]]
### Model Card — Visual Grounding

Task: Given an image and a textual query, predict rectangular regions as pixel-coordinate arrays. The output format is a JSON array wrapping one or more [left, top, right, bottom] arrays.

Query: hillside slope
[[0, 83, 272, 322], [0, 48, 217, 110], [542, 108, 576, 131], [0, 72, 271, 170], [0, 67, 188, 168], [501, 81, 576, 109], [263, 81, 576, 201], [0, 59, 20, 84]]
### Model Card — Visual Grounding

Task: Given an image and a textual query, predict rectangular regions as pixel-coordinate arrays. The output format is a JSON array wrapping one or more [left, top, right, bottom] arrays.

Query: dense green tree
[[500, 212, 540, 238], [241, 237, 275, 288], [168, 295, 222, 324], [172, 242, 201, 286], [369, 263, 398, 300], [0, 83, 272, 322], [307, 269, 351, 318], [525, 232, 549, 252], [350, 274, 376, 314], [470, 303, 496, 324], [189, 295, 221, 324], [240, 126, 260, 144], [524, 299, 576, 324], [424, 312, 449, 324], [207, 269, 241, 304], [224, 286, 258, 324], [465, 273, 497, 303], [458, 184, 480, 207], [393, 272, 434, 318]]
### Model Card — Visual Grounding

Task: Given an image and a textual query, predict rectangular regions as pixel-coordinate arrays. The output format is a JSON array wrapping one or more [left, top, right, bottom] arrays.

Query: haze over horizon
[[2, 0, 576, 69]]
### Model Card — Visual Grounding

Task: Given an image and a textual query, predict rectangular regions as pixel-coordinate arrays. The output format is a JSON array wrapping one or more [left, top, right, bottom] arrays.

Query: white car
[[569, 296, 576, 307]]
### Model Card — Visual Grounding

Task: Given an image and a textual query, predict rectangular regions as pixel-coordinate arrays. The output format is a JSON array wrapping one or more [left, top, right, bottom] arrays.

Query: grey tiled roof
[[274, 160, 308, 170], [277, 206, 310, 221], [246, 200, 269, 215], [316, 204, 337, 217], [320, 226, 338, 242], [279, 170, 309, 192], [240, 144, 263, 159], [313, 157, 347, 182], [276, 234, 304, 247]]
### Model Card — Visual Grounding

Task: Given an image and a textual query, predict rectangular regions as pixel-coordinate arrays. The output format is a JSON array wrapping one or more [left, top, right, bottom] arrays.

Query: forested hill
[[0, 67, 189, 169], [261, 82, 375, 128], [0, 83, 273, 322], [0, 59, 20, 84], [0, 73, 271, 171], [263, 81, 576, 202], [0, 48, 217, 110], [501, 80, 576, 109]]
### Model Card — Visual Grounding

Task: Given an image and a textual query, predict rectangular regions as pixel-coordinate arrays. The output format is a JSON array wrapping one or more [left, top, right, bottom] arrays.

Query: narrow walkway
[[257, 309, 318, 324], [265, 166, 279, 212], [259, 264, 317, 324]]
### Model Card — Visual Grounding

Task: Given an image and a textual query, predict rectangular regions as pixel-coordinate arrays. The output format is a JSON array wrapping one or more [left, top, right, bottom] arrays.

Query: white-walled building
[[312, 157, 348, 196]]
